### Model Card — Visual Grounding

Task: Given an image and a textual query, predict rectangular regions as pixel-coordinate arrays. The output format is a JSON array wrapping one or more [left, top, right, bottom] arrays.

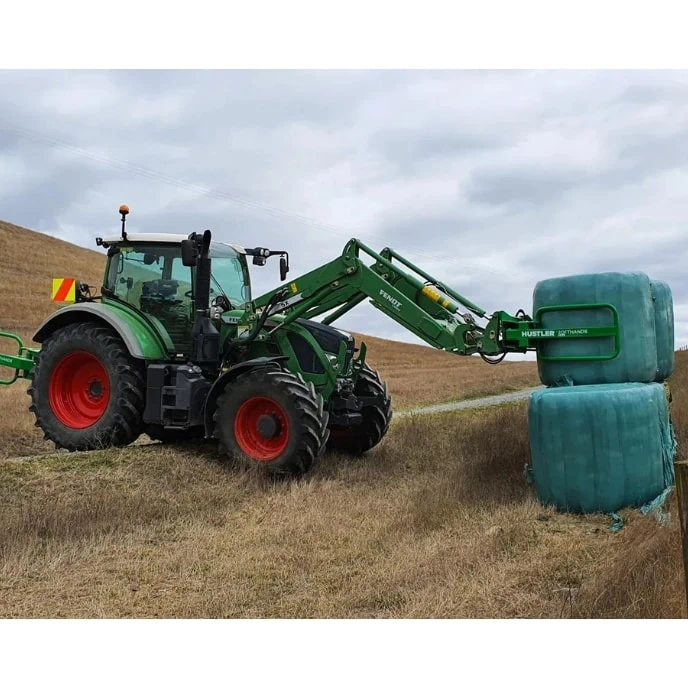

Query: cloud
[[0, 69, 687, 349]]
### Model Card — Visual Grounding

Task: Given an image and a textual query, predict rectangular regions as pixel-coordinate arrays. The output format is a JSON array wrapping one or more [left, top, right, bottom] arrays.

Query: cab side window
[[106, 246, 194, 353], [109, 248, 162, 307], [169, 256, 193, 305]]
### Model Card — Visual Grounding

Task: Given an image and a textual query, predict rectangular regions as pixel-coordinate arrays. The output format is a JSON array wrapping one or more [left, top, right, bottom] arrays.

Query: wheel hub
[[257, 413, 280, 439], [88, 379, 103, 399]]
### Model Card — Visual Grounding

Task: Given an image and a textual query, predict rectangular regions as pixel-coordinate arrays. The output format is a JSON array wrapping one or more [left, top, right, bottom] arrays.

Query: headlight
[[325, 353, 339, 369]]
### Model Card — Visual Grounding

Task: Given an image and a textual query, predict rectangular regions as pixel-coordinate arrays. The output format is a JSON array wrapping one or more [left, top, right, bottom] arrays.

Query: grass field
[[1, 354, 685, 618]]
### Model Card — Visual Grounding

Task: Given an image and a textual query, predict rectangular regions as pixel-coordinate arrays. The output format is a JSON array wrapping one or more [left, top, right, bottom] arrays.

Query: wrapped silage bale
[[651, 279, 674, 381], [528, 382, 675, 514], [534, 271, 657, 386]]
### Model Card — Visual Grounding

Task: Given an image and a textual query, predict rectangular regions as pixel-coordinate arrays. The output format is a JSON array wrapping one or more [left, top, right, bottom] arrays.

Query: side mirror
[[181, 239, 198, 267], [280, 255, 289, 281]]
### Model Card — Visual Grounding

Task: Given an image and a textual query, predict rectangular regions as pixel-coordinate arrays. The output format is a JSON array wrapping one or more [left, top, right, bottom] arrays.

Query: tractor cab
[[98, 210, 251, 357], [100, 238, 251, 356]]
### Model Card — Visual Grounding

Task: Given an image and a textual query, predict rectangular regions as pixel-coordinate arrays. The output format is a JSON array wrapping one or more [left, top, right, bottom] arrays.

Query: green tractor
[[0, 206, 620, 475]]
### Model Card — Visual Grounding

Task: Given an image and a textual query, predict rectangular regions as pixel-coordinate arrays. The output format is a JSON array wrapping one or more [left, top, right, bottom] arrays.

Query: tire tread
[[27, 322, 145, 451], [212, 366, 329, 476]]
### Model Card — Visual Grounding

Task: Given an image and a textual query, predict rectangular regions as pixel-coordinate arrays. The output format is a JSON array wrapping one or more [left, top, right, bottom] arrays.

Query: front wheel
[[28, 323, 145, 451], [212, 367, 329, 476]]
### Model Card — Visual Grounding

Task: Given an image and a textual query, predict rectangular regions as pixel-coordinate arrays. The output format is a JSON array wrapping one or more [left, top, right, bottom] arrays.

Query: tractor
[[0, 206, 620, 475]]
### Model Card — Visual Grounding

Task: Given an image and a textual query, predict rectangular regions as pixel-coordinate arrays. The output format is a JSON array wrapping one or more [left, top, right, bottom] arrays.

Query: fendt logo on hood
[[379, 289, 402, 311]]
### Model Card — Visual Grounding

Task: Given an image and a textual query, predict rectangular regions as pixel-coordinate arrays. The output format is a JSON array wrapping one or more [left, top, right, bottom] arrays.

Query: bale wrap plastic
[[533, 271, 657, 386], [651, 279, 674, 381], [528, 382, 675, 514]]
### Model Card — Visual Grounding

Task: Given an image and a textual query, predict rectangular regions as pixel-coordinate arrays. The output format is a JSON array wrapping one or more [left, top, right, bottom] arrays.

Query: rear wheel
[[327, 364, 392, 454], [213, 367, 329, 476], [28, 323, 145, 451]]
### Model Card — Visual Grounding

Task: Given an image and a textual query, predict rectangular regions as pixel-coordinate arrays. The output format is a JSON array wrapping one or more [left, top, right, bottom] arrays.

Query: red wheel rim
[[48, 351, 111, 429], [234, 396, 290, 461]]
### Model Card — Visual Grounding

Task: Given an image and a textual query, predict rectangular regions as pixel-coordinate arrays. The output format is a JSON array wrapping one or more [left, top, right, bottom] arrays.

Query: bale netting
[[651, 279, 675, 381], [528, 382, 675, 514], [533, 271, 657, 386]]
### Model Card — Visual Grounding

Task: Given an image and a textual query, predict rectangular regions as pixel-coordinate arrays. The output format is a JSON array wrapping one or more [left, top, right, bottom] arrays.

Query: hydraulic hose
[[480, 351, 507, 365], [237, 288, 286, 350]]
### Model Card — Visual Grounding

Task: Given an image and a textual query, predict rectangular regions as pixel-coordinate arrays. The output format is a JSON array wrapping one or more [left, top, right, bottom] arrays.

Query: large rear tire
[[28, 323, 145, 451], [213, 367, 329, 476], [327, 364, 392, 454]]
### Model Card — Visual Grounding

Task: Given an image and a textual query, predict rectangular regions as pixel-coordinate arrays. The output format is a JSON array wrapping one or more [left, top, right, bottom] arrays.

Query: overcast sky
[[1, 70, 687, 349]]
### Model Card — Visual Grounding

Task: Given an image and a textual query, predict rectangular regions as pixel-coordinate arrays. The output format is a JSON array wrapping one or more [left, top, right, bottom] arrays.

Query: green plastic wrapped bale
[[533, 271, 657, 386], [528, 382, 675, 514], [651, 279, 674, 381]]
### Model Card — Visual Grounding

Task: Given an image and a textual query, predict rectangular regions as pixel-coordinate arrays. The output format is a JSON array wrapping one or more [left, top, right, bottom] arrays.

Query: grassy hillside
[[0, 220, 105, 342], [354, 333, 539, 410]]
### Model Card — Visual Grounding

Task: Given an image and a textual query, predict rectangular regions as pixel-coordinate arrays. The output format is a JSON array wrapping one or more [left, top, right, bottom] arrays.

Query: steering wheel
[[212, 294, 232, 310]]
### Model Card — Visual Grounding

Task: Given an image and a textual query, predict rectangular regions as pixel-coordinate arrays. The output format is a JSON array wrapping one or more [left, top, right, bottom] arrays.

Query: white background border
[[1, 1, 685, 685], [2, 0, 688, 69]]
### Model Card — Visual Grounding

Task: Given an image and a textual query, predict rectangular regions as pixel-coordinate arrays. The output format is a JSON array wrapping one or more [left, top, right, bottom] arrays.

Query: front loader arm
[[252, 238, 622, 363], [253, 239, 521, 357]]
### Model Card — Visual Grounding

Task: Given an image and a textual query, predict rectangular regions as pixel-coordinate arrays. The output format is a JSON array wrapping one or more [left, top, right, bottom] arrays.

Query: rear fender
[[203, 356, 288, 436], [32, 303, 167, 360]]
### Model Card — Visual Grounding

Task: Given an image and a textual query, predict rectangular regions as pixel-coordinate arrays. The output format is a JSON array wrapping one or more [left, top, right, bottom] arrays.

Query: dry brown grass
[[354, 332, 539, 410], [1, 363, 686, 618], [0, 220, 105, 336]]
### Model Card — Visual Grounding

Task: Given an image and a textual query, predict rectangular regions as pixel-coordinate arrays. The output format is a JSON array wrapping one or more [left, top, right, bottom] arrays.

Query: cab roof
[[98, 233, 246, 254]]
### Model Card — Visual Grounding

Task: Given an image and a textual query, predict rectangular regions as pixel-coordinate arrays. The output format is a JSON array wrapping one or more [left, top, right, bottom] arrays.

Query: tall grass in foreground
[[0, 385, 685, 617]]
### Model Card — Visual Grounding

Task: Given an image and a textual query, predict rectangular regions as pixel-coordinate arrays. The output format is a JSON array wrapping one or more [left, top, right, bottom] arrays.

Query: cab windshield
[[210, 243, 250, 308]]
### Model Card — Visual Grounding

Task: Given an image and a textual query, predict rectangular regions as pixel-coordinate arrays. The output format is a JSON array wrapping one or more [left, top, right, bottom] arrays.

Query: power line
[[1, 120, 515, 280]]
